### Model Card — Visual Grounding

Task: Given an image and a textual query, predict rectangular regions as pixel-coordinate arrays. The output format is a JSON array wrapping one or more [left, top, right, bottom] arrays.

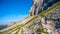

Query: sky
[[0, 0, 33, 25]]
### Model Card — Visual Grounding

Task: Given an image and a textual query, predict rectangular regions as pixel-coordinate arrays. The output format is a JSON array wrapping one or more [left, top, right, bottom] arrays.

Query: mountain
[[0, 0, 60, 34], [0, 25, 7, 30]]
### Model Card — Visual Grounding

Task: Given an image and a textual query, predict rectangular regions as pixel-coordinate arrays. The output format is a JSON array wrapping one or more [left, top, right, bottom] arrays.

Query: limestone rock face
[[29, 0, 43, 16]]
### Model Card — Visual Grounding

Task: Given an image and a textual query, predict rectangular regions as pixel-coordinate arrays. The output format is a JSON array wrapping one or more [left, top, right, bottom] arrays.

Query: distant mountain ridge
[[0, 25, 7, 30]]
